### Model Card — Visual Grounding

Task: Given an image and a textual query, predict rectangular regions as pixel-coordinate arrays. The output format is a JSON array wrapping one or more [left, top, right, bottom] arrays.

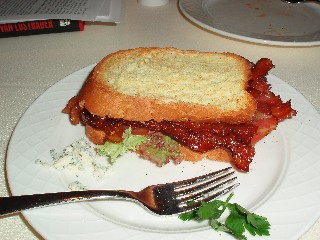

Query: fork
[[0, 167, 239, 216]]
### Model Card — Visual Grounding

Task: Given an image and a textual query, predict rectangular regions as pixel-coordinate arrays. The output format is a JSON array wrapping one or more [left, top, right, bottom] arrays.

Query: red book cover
[[0, 19, 84, 38]]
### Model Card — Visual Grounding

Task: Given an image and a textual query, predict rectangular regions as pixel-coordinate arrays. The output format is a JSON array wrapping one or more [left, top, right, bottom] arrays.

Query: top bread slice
[[78, 47, 256, 124]]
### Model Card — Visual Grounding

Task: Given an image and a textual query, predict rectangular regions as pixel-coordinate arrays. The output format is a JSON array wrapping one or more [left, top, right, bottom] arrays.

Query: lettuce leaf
[[97, 128, 147, 163]]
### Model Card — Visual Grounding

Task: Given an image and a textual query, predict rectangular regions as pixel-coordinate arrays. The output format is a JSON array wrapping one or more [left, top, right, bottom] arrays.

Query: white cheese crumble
[[36, 138, 111, 181], [68, 181, 88, 191]]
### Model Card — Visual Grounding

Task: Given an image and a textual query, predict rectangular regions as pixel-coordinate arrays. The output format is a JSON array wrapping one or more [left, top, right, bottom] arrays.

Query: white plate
[[179, 0, 320, 46], [6, 65, 320, 239]]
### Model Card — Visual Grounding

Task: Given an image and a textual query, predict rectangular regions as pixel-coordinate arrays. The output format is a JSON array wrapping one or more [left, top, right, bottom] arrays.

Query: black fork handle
[[0, 190, 135, 216]]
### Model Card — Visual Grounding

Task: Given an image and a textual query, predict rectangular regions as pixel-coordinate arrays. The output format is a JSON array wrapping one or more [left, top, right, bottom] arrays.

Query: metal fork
[[0, 167, 239, 216]]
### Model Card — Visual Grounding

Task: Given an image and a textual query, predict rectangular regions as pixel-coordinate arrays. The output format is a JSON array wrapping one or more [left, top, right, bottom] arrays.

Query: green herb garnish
[[179, 193, 270, 240]]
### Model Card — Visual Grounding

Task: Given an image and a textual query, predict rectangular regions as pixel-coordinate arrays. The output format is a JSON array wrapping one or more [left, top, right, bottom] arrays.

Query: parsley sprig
[[179, 193, 270, 239]]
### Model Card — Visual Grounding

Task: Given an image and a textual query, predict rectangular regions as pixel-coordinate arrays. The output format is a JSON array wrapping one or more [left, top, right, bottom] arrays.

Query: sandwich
[[63, 47, 296, 172]]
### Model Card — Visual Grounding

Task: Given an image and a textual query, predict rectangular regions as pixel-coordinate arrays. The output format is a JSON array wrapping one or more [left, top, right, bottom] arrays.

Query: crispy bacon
[[247, 58, 296, 146], [251, 58, 274, 81], [80, 109, 256, 171], [62, 96, 81, 125], [271, 100, 296, 121], [251, 116, 278, 144]]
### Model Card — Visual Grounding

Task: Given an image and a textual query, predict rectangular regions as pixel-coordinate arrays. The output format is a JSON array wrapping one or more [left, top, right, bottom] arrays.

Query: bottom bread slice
[[85, 125, 231, 164]]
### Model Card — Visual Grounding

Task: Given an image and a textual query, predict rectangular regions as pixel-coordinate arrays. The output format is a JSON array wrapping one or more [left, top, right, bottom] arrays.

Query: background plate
[[179, 0, 320, 46]]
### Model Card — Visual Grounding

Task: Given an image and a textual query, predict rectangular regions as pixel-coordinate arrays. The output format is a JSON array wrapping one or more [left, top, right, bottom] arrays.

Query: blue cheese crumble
[[68, 181, 88, 191], [36, 138, 111, 180]]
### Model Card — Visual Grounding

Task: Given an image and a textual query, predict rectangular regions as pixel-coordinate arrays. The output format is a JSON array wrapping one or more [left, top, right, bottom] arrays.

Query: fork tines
[[174, 167, 239, 213]]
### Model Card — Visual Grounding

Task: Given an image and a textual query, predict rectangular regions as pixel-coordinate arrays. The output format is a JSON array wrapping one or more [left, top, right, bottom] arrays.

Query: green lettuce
[[97, 128, 148, 163]]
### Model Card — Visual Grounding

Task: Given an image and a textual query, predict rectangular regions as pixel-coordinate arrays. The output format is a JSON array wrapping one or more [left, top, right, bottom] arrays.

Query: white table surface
[[0, 0, 319, 239]]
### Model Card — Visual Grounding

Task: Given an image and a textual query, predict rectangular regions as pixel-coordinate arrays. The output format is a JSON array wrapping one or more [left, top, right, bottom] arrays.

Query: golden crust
[[78, 47, 256, 124], [179, 145, 231, 163], [85, 125, 106, 145]]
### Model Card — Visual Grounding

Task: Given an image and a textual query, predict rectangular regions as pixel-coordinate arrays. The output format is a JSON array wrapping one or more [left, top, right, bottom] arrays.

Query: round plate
[[6, 65, 320, 239], [179, 0, 320, 46]]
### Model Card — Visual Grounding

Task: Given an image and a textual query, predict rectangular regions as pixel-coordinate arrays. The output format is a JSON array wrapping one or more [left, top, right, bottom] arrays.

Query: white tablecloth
[[0, 0, 319, 239]]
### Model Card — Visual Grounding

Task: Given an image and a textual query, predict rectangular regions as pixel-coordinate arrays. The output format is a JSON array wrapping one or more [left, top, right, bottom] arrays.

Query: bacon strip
[[79, 109, 256, 171]]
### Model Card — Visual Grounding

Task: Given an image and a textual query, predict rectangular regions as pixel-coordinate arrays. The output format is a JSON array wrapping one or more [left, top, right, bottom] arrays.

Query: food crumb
[[36, 138, 112, 181], [68, 181, 87, 191]]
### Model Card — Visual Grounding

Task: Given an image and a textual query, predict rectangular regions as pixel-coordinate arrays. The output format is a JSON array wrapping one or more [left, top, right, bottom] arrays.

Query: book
[[0, 19, 84, 38]]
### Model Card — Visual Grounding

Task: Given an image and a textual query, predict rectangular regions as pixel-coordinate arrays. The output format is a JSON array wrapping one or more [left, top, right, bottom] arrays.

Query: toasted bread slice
[[78, 47, 256, 124]]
